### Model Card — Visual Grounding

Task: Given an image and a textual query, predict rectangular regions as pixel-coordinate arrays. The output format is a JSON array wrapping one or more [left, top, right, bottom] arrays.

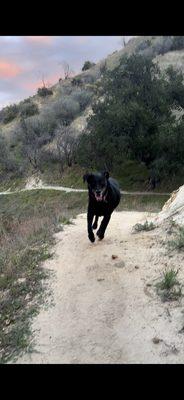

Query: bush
[[133, 220, 156, 232], [2, 104, 19, 124], [71, 89, 93, 111], [53, 97, 80, 124], [171, 36, 184, 51], [71, 77, 83, 87], [19, 102, 39, 118], [137, 39, 152, 52], [137, 37, 174, 58], [37, 87, 53, 97], [81, 70, 100, 84], [82, 61, 96, 71], [0, 133, 17, 172], [19, 116, 56, 169]]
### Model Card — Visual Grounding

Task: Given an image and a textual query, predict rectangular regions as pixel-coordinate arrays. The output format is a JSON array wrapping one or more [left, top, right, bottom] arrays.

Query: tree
[[77, 53, 184, 181], [56, 124, 78, 170], [20, 117, 54, 170], [59, 61, 74, 80], [82, 61, 96, 71]]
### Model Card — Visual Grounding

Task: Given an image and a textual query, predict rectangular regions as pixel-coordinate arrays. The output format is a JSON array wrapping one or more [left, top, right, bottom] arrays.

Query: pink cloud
[[0, 60, 22, 78], [25, 36, 54, 45], [23, 79, 42, 91], [22, 71, 61, 92]]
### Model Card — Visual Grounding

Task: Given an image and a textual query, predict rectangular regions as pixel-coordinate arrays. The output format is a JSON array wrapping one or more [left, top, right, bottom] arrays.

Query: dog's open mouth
[[94, 193, 103, 201]]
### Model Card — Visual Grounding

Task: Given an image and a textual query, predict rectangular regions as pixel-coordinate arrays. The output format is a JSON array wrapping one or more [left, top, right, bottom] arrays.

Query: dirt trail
[[0, 176, 170, 196], [14, 211, 184, 364]]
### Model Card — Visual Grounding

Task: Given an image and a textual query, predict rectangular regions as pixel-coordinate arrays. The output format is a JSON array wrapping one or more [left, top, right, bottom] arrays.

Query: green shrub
[[156, 269, 182, 302], [133, 220, 156, 232], [71, 89, 93, 111], [82, 61, 96, 71], [19, 102, 39, 118], [54, 97, 80, 124], [37, 87, 53, 97], [157, 269, 179, 290], [71, 77, 83, 87], [171, 36, 184, 51], [2, 104, 19, 124], [168, 226, 184, 250]]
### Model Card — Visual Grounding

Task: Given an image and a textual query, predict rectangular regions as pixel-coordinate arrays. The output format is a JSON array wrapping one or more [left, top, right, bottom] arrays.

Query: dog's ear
[[83, 174, 88, 183], [83, 173, 93, 184], [103, 171, 109, 180]]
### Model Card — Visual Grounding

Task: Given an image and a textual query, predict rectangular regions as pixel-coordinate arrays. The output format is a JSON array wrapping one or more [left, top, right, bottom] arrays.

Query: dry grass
[[0, 189, 87, 363]]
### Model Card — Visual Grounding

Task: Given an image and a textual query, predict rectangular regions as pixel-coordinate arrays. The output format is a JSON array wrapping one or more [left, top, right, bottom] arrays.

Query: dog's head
[[83, 171, 109, 202]]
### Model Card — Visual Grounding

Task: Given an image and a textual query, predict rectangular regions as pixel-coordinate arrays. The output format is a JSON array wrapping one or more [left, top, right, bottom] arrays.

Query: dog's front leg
[[92, 215, 99, 230], [87, 207, 95, 242], [97, 214, 111, 240]]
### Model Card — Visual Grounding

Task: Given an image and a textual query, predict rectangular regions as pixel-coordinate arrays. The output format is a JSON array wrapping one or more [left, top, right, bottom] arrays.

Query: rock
[[112, 255, 118, 259], [152, 337, 162, 344], [150, 185, 184, 227]]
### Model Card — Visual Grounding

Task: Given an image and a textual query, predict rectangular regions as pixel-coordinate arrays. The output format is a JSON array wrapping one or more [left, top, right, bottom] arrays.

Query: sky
[[0, 36, 133, 110]]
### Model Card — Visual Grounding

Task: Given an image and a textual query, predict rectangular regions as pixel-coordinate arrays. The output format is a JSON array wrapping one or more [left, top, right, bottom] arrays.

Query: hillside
[[2, 36, 184, 139], [1, 35, 184, 192]]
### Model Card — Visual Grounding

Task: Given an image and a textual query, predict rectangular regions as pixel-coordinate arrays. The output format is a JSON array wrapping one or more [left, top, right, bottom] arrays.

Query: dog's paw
[[92, 222, 98, 230], [97, 230, 104, 240], [88, 233, 95, 243]]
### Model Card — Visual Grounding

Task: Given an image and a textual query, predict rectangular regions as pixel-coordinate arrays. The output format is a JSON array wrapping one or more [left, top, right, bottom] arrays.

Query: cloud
[[0, 36, 135, 110], [21, 71, 61, 92], [0, 60, 22, 78], [25, 36, 54, 45]]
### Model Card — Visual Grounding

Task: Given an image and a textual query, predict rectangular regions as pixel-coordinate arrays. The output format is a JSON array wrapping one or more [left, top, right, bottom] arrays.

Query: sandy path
[[14, 211, 184, 364], [0, 175, 170, 196]]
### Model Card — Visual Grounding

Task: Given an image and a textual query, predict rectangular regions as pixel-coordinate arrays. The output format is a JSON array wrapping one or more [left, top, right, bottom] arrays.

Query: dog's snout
[[96, 189, 101, 195]]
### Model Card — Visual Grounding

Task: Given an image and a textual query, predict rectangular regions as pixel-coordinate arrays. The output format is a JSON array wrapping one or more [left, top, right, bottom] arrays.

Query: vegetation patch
[[168, 226, 184, 251], [118, 194, 169, 213], [156, 269, 182, 302], [133, 220, 156, 232], [0, 189, 87, 363]]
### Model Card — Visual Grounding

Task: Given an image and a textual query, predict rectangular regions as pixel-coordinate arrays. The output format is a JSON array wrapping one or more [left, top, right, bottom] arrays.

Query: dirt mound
[[151, 185, 184, 226]]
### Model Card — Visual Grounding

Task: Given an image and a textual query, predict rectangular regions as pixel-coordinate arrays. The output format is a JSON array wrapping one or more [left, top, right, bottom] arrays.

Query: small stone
[[17, 278, 26, 284], [112, 255, 118, 259], [152, 337, 162, 344], [97, 278, 105, 282], [135, 265, 139, 269]]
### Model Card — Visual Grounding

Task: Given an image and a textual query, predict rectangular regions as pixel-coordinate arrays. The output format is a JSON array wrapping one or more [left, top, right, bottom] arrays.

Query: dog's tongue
[[95, 193, 103, 201]]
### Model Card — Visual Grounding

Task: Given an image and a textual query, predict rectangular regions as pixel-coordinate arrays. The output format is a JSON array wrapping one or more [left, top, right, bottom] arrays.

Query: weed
[[168, 226, 184, 251], [157, 269, 179, 290], [133, 220, 156, 232], [156, 268, 182, 302]]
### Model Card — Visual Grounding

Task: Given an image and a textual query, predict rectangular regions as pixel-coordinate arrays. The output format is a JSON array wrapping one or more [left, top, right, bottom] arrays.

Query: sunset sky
[[0, 36, 133, 110]]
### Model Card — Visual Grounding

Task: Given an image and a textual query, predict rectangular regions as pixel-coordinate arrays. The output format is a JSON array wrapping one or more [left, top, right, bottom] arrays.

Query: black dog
[[83, 171, 121, 243]]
